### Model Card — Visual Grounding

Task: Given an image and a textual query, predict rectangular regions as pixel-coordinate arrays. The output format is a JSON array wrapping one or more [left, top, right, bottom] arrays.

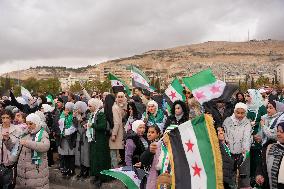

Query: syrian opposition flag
[[164, 78, 185, 106], [101, 167, 145, 189], [108, 73, 132, 96], [164, 114, 223, 189], [130, 66, 152, 90], [182, 69, 226, 104]]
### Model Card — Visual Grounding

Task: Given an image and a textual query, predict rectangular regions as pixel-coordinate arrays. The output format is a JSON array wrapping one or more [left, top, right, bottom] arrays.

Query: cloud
[[0, 0, 283, 73]]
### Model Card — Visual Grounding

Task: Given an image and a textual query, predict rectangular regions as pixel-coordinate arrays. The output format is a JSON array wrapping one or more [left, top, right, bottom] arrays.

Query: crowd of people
[[0, 86, 284, 189]]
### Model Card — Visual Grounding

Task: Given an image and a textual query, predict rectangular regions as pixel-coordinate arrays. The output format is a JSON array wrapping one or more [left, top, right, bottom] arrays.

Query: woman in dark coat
[[87, 98, 111, 187], [163, 100, 189, 132]]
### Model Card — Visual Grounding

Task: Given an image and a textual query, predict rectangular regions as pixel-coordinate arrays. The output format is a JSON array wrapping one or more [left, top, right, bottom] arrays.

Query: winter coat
[[125, 131, 149, 166], [74, 115, 90, 167], [16, 130, 50, 189], [163, 114, 188, 132], [89, 110, 111, 181], [140, 141, 161, 189], [109, 103, 126, 150], [256, 143, 284, 189], [219, 141, 235, 187], [223, 115, 252, 154], [0, 124, 22, 166], [260, 112, 282, 146]]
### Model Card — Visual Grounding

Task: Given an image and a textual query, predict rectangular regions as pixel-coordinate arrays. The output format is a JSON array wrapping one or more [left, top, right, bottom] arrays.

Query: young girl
[[125, 120, 148, 167], [124, 101, 140, 132], [14, 111, 27, 134], [140, 125, 161, 189]]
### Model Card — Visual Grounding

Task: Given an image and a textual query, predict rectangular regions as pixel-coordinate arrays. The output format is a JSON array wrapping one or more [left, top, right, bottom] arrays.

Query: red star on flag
[[192, 162, 202, 177], [116, 81, 120, 86], [210, 85, 220, 94], [185, 140, 194, 152], [169, 91, 177, 100], [195, 91, 205, 100], [133, 174, 138, 179]]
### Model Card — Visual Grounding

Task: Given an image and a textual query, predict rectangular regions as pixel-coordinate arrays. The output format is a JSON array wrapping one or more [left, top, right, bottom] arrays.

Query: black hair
[[134, 87, 143, 92], [1, 109, 14, 120], [235, 92, 245, 103], [104, 94, 115, 129], [126, 101, 140, 120], [148, 124, 161, 135], [170, 100, 189, 119]]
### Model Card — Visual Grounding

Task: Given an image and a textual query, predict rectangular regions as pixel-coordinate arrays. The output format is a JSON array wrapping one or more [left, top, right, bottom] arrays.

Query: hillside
[[3, 40, 284, 83]]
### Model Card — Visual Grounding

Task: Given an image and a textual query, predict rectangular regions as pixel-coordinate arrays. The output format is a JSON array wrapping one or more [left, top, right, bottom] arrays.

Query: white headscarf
[[131, 120, 145, 133], [65, 102, 74, 111], [88, 98, 103, 111], [234, 102, 248, 113], [74, 101, 88, 113], [147, 100, 158, 115], [26, 113, 42, 134]]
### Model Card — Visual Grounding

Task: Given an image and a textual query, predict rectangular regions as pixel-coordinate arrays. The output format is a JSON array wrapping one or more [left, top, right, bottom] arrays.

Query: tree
[[255, 76, 270, 88], [251, 77, 255, 88]]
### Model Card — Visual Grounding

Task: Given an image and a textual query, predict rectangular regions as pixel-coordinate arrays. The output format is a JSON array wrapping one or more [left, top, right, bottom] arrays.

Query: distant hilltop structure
[[3, 40, 284, 89]]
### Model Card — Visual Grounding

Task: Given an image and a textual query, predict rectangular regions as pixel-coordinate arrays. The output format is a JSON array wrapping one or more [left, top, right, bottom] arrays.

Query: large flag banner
[[108, 73, 131, 96], [101, 167, 145, 189], [164, 78, 185, 106], [164, 114, 223, 189], [182, 69, 226, 104]]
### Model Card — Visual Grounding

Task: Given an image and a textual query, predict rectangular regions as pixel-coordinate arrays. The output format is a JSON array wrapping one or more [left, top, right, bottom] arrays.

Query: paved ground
[[49, 167, 126, 189]]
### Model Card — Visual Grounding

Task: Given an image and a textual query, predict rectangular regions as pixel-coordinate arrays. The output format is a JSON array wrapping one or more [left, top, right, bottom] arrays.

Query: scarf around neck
[[31, 127, 44, 165]]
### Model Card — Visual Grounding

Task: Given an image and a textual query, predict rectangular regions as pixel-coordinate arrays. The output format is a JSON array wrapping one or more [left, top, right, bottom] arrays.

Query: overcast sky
[[0, 0, 283, 74]]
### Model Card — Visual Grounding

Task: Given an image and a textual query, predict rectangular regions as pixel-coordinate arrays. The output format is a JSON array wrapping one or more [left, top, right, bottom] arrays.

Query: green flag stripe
[[108, 73, 131, 96], [172, 78, 186, 101], [182, 69, 216, 91], [191, 115, 216, 189], [100, 170, 139, 189], [131, 66, 150, 83]]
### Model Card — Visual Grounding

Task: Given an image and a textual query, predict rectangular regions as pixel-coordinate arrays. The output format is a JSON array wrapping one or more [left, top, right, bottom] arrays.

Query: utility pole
[[248, 29, 250, 41]]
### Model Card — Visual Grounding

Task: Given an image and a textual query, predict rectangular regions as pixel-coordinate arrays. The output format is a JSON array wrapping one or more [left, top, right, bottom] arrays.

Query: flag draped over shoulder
[[108, 73, 131, 96], [182, 69, 226, 104], [164, 78, 185, 106], [101, 167, 146, 189], [164, 114, 223, 189]]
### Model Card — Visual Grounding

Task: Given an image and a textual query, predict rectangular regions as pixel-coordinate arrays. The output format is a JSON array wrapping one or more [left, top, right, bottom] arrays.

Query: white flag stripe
[[165, 85, 183, 102], [179, 121, 207, 188], [192, 80, 226, 104], [112, 168, 140, 187], [132, 71, 150, 87], [111, 80, 124, 87]]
